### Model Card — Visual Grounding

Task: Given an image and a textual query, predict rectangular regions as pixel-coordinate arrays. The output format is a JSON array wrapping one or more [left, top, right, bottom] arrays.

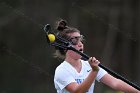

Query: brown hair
[[54, 19, 80, 59]]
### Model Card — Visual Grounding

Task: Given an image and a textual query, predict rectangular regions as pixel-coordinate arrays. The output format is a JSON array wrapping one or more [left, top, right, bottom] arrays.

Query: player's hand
[[88, 57, 100, 72]]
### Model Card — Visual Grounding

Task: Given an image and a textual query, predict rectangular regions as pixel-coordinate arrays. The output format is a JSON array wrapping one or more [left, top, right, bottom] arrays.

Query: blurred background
[[0, 0, 140, 93]]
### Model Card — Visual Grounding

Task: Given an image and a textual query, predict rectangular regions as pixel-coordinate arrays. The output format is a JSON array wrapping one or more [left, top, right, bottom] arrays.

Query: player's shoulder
[[55, 61, 65, 71], [55, 61, 71, 72]]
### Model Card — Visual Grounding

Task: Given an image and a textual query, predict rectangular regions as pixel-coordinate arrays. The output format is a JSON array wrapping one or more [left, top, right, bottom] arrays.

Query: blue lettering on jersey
[[75, 79, 89, 92], [75, 79, 84, 84]]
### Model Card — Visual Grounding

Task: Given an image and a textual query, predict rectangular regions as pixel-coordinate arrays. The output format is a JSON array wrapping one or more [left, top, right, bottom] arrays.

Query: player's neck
[[65, 57, 82, 73], [65, 57, 81, 67]]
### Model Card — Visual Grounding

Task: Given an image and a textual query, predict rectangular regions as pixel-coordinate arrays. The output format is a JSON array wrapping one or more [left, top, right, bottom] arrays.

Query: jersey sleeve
[[96, 67, 107, 82], [54, 67, 76, 90]]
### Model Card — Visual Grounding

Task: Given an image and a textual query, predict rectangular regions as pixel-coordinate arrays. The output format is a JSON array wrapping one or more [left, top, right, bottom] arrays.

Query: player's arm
[[100, 73, 140, 93], [65, 70, 98, 93]]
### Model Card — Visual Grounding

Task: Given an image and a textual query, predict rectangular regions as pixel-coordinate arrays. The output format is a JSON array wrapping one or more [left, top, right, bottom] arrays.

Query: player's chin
[[77, 54, 82, 59]]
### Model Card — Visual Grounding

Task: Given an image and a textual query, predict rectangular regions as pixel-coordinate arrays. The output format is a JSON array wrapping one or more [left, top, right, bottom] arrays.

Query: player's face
[[66, 32, 84, 59]]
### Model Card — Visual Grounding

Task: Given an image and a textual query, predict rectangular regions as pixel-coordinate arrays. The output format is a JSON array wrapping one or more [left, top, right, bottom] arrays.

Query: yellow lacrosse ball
[[48, 34, 55, 42]]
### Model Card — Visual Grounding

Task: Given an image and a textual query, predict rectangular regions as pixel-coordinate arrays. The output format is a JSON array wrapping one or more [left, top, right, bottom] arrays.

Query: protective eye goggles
[[69, 35, 85, 45]]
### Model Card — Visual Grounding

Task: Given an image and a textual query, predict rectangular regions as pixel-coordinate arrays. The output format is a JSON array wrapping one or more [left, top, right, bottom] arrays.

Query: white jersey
[[54, 59, 107, 93]]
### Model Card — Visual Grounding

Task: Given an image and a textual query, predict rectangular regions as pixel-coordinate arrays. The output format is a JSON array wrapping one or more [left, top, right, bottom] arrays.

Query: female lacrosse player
[[53, 19, 140, 93]]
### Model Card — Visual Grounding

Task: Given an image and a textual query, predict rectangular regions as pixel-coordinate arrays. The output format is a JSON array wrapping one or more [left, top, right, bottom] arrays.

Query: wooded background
[[0, 0, 140, 93]]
